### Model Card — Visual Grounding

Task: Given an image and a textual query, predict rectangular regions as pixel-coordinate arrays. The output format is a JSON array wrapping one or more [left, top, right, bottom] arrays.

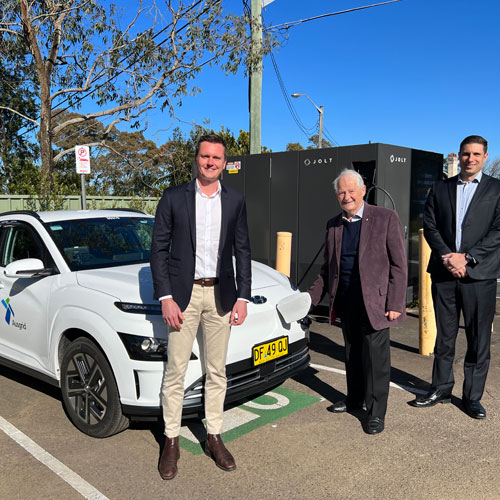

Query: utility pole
[[249, 0, 262, 154]]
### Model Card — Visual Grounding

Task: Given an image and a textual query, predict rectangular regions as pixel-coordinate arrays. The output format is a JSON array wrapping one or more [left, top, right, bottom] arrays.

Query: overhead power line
[[269, 51, 317, 140], [51, 0, 210, 117], [323, 126, 340, 147], [265, 0, 402, 31], [18, 0, 214, 139]]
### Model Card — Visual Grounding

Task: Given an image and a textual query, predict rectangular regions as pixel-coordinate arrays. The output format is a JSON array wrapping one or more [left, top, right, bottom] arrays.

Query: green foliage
[[87, 194, 155, 214], [0, 64, 38, 193], [158, 127, 197, 189], [286, 142, 304, 151], [1, 156, 39, 195], [0, 0, 278, 178], [307, 135, 333, 149], [158, 125, 266, 187], [25, 171, 76, 211], [53, 110, 169, 196]]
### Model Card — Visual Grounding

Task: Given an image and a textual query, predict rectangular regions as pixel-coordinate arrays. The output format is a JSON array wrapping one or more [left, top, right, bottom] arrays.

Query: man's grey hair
[[332, 169, 365, 192]]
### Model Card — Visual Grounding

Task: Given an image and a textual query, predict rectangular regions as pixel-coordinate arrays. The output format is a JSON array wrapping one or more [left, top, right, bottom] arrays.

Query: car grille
[[182, 339, 309, 412]]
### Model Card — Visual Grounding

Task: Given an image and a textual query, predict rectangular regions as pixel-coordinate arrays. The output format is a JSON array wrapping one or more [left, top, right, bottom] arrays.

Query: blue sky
[[145, 0, 500, 160]]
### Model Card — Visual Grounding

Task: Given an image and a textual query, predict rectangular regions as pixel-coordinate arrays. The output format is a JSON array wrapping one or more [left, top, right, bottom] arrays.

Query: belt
[[194, 278, 219, 287]]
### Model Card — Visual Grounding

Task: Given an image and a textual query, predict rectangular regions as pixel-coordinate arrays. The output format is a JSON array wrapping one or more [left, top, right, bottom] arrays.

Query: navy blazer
[[424, 173, 500, 281], [150, 179, 251, 313]]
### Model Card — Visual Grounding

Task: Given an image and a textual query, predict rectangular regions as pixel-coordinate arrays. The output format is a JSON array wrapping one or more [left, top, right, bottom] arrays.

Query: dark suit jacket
[[424, 173, 500, 282], [308, 204, 407, 330], [150, 179, 252, 313]]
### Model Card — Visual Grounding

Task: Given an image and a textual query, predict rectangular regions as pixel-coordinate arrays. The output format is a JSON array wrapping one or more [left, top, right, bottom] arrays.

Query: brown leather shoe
[[159, 436, 180, 480], [205, 434, 236, 471]]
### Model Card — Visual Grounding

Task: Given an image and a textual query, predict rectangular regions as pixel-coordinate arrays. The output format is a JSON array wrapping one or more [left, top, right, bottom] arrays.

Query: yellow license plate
[[253, 337, 288, 366]]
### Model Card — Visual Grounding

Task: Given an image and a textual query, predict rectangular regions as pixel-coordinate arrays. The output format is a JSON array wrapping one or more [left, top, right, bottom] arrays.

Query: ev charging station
[[222, 143, 443, 302]]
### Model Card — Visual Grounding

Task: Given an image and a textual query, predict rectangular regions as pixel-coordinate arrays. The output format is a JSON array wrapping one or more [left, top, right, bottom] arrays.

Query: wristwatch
[[465, 253, 476, 265]]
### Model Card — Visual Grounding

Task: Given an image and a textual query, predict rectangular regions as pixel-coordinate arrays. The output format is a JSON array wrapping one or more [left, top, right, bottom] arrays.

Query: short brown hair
[[460, 135, 488, 153], [195, 134, 227, 159]]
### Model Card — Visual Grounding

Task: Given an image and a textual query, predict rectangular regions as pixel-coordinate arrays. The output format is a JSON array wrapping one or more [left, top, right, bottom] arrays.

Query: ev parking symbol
[[179, 386, 320, 455]]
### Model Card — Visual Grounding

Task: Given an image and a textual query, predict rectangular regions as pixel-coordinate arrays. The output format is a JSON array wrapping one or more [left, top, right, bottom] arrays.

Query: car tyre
[[61, 337, 129, 438]]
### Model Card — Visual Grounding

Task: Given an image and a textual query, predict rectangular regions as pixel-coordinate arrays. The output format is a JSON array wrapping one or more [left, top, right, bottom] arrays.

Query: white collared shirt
[[456, 171, 482, 252], [342, 202, 365, 223], [194, 179, 222, 279]]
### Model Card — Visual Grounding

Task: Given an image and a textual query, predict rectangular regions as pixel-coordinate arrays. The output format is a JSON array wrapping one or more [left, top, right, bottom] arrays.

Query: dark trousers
[[339, 301, 391, 419], [431, 278, 496, 401]]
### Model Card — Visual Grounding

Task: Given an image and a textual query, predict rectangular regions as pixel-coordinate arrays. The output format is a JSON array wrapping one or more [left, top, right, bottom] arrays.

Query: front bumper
[[122, 337, 310, 418]]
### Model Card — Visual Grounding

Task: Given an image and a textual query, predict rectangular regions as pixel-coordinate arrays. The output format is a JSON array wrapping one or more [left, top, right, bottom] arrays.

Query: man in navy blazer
[[308, 169, 407, 435], [150, 134, 251, 479], [410, 135, 500, 419]]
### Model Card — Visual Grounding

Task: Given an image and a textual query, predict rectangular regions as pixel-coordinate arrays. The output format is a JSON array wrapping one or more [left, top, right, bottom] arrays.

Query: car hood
[[76, 261, 284, 303], [76, 264, 156, 302]]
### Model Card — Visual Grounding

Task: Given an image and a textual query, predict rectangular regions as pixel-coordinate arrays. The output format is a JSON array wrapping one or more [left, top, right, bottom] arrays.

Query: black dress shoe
[[462, 399, 486, 419], [408, 389, 451, 408], [327, 400, 365, 413], [366, 416, 384, 435]]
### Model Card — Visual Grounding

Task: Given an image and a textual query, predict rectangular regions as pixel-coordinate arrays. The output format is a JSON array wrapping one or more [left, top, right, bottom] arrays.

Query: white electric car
[[0, 210, 311, 438]]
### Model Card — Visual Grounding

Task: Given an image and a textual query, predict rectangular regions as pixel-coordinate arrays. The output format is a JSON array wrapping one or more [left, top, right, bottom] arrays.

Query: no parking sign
[[75, 145, 91, 174]]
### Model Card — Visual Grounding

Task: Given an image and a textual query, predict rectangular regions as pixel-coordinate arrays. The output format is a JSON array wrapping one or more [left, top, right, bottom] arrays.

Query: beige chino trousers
[[162, 283, 231, 437]]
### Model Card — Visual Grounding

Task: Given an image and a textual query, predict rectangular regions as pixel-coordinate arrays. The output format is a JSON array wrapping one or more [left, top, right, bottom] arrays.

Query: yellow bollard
[[276, 232, 292, 277], [419, 228, 437, 356]]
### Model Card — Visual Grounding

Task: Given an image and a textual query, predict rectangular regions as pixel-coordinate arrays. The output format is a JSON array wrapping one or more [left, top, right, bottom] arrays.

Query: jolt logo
[[2, 298, 14, 325]]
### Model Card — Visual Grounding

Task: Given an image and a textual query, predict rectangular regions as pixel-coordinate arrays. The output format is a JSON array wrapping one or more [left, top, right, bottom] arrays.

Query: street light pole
[[291, 93, 324, 148], [318, 105, 324, 149]]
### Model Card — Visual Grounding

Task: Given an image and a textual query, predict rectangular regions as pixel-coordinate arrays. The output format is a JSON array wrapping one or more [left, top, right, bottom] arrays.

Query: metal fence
[[0, 195, 160, 214]]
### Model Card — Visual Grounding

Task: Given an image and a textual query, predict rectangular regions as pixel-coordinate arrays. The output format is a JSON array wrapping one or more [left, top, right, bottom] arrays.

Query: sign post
[[75, 146, 91, 209]]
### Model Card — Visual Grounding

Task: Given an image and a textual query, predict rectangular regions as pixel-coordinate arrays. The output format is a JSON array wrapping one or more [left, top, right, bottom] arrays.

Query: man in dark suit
[[308, 169, 407, 435], [150, 134, 251, 479], [410, 135, 500, 419]]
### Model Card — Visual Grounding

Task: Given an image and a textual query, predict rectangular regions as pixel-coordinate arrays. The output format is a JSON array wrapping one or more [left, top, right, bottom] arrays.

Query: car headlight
[[114, 302, 162, 314], [118, 333, 198, 361], [118, 333, 168, 360]]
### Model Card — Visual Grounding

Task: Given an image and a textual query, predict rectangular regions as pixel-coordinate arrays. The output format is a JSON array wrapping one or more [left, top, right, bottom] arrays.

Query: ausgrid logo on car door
[[2, 298, 14, 325]]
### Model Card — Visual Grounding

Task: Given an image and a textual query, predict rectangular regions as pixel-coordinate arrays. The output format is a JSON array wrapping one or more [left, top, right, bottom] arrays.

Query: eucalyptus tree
[[0, 46, 38, 192], [0, 0, 273, 184]]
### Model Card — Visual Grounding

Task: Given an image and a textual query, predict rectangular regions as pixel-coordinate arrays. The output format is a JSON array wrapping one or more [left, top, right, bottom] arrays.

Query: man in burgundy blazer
[[308, 169, 407, 434]]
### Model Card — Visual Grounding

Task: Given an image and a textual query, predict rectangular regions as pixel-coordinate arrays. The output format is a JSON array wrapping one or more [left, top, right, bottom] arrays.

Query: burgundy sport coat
[[308, 203, 407, 330]]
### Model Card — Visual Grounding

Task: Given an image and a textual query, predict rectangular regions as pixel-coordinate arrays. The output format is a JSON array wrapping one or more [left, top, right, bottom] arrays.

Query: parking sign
[[75, 145, 91, 174]]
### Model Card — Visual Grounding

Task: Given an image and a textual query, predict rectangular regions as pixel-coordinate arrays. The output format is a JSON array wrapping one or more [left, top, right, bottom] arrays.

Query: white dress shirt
[[194, 179, 222, 279], [456, 171, 481, 253]]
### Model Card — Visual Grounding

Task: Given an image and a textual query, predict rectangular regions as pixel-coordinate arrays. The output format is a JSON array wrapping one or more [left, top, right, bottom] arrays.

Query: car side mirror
[[4, 258, 48, 278]]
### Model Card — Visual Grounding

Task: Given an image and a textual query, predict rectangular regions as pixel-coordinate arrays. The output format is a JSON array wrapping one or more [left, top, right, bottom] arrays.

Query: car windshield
[[46, 216, 154, 271]]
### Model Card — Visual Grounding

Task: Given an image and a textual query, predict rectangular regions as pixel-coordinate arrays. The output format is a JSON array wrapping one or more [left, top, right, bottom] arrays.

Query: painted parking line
[[310, 363, 427, 395], [0, 416, 108, 500], [179, 385, 320, 455]]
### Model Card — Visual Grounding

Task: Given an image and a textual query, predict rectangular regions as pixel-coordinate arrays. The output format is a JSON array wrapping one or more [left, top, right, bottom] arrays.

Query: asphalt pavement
[[1, 309, 500, 500]]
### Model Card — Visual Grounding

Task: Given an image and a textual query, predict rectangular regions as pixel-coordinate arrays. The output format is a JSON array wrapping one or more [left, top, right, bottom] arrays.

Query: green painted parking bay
[[179, 386, 320, 455]]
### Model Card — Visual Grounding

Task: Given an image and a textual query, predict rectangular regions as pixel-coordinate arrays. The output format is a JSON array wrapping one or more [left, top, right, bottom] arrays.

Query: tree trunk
[[39, 88, 53, 179], [20, 0, 55, 191]]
